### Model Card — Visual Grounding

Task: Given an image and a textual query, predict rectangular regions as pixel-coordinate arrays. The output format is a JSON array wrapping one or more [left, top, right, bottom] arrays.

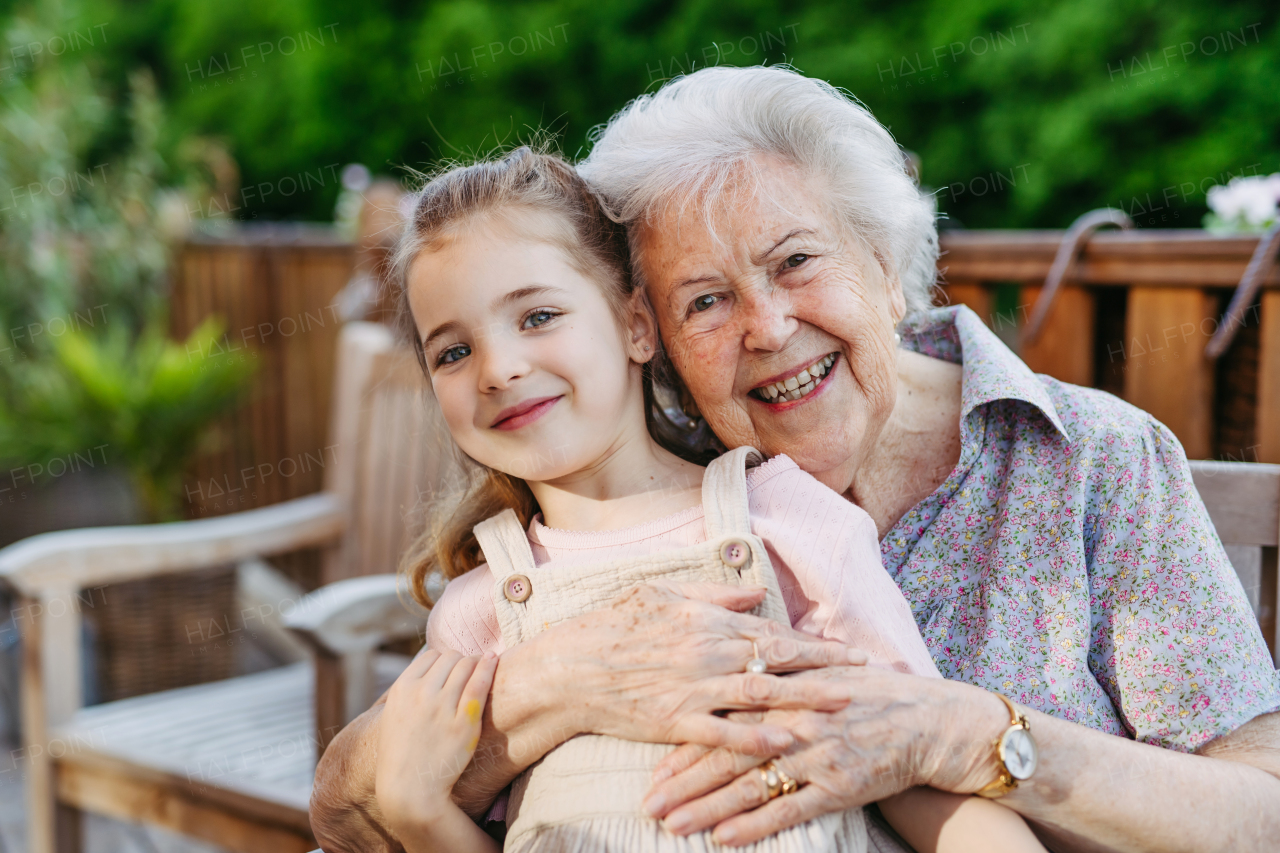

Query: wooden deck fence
[[170, 226, 1280, 545], [170, 225, 356, 587], [939, 229, 1280, 463]]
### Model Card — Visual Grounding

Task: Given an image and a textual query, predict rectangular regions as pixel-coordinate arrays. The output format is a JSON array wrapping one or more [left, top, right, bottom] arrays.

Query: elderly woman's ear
[[867, 246, 908, 328]]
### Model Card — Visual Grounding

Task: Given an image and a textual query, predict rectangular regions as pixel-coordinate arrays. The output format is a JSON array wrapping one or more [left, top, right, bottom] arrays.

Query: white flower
[[1206, 173, 1280, 232]]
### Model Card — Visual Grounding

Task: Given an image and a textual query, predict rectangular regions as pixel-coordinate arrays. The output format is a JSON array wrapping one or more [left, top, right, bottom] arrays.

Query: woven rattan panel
[[83, 566, 236, 704]]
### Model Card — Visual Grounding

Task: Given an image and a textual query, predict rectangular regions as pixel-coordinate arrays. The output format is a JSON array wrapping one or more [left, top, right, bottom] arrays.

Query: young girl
[[373, 148, 1045, 853]]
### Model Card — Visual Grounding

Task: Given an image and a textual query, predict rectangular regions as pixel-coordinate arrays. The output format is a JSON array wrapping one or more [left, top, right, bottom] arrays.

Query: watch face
[[1001, 727, 1038, 780]]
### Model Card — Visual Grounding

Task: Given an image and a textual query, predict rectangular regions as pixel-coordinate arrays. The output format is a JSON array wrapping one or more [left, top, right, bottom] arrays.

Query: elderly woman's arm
[[645, 414, 1280, 850], [309, 582, 865, 849], [644, 669, 1280, 852], [1012, 703, 1280, 851]]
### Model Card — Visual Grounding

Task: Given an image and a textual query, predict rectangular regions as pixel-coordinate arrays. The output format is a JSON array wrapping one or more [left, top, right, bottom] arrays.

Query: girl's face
[[407, 211, 656, 484]]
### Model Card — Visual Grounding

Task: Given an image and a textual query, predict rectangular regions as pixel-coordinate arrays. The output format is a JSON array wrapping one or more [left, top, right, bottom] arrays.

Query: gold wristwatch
[[975, 691, 1038, 799]]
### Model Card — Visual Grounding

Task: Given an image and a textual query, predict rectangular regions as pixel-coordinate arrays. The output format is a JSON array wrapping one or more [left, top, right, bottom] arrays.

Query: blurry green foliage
[[0, 1, 179, 340], [0, 0, 255, 519], [0, 319, 257, 520], [41, 0, 1280, 229]]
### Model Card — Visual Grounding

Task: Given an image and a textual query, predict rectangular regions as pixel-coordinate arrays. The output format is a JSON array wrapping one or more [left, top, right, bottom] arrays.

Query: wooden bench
[[2, 323, 1276, 853], [1190, 459, 1280, 664], [0, 322, 461, 853]]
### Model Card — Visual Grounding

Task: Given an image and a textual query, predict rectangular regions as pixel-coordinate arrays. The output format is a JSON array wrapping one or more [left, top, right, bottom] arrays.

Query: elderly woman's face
[[638, 157, 906, 493]]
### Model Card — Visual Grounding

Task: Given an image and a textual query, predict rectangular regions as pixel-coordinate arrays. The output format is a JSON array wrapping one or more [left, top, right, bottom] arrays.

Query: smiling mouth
[[491, 395, 562, 430], [749, 353, 838, 403]]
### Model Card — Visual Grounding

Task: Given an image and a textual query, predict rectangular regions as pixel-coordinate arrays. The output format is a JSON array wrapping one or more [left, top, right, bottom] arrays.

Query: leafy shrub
[[0, 320, 257, 521]]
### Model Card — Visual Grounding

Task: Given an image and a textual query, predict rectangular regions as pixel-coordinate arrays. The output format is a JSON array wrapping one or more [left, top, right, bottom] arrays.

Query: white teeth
[[752, 353, 838, 403]]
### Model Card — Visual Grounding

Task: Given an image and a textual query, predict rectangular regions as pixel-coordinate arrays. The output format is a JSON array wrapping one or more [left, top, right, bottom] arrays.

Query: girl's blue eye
[[692, 294, 719, 313], [525, 310, 554, 329], [438, 344, 470, 365], [783, 253, 808, 269]]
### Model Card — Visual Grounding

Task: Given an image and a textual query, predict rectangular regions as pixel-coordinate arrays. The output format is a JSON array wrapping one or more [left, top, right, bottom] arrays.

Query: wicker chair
[[4, 322, 1276, 853], [0, 322, 460, 853]]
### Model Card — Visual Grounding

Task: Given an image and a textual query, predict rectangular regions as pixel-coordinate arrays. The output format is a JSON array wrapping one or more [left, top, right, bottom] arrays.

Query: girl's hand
[[375, 648, 499, 832]]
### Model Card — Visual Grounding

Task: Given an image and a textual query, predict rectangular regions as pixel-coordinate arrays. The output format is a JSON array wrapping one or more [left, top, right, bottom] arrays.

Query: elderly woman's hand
[[641, 666, 1005, 846], [544, 580, 869, 754]]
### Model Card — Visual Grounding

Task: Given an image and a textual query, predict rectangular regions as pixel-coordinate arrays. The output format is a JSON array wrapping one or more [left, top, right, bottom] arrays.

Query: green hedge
[[29, 0, 1280, 227]]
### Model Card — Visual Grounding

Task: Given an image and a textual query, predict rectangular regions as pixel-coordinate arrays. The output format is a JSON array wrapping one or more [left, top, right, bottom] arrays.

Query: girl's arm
[[375, 648, 502, 853], [879, 788, 1045, 853], [312, 583, 861, 847]]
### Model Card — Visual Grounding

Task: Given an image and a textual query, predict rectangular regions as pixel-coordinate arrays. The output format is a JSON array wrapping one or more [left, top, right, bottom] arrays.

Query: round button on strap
[[720, 538, 751, 569], [503, 573, 532, 603]]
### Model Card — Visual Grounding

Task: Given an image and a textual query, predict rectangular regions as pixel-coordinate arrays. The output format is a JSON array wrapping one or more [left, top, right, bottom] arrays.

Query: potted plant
[[0, 320, 257, 528]]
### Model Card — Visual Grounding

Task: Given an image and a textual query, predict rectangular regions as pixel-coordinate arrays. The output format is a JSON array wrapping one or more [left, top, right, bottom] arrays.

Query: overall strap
[[701, 446, 764, 538], [473, 509, 538, 577]]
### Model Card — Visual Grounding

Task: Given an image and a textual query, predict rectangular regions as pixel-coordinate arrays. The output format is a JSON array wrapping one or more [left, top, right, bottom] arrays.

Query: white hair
[[579, 65, 939, 317]]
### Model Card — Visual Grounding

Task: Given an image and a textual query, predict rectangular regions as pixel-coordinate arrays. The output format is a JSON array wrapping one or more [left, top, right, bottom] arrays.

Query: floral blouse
[[888, 306, 1280, 752]]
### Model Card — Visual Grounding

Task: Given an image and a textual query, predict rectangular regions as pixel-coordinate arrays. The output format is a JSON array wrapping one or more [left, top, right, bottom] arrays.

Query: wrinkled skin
[[311, 582, 867, 851], [310, 157, 1280, 853], [627, 156, 1280, 850]]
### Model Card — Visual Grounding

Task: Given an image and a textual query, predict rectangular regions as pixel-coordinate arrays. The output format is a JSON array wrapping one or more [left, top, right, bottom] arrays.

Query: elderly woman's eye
[[784, 253, 809, 269], [522, 309, 559, 329], [437, 344, 470, 365], [692, 294, 719, 313]]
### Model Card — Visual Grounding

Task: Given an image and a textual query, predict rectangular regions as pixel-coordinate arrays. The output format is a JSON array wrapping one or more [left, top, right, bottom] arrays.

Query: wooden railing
[[170, 225, 355, 535], [939, 229, 1280, 462], [166, 226, 1280, 555]]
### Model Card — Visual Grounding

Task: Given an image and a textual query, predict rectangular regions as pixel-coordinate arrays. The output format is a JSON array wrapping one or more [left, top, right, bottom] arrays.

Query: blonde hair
[[395, 147, 657, 609]]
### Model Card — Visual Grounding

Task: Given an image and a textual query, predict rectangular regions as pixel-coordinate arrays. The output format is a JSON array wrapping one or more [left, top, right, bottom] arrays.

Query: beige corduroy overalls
[[475, 447, 896, 853]]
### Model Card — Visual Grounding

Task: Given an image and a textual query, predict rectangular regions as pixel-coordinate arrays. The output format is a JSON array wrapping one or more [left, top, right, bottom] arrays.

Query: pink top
[[427, 455, 940, 678]]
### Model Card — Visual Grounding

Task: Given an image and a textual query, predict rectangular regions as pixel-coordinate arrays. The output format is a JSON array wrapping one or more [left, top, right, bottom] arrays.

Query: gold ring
[[746, 640, 767, 674], [758, 760, 800, 799]]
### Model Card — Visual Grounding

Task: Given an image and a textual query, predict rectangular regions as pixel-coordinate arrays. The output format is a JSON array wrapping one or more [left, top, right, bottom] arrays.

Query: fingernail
[[665, 811, 692, 833], [651, 765, 672, 783], [642, 792, 666, 816], [848, 648, 867, 664], [715, 826, 738, 845]]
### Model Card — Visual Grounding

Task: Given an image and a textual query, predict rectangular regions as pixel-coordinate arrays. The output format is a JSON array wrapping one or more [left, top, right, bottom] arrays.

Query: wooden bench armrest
[[0, 493, 346, 598], [284, 573, 428, 655], [284, 574, 432, 751]]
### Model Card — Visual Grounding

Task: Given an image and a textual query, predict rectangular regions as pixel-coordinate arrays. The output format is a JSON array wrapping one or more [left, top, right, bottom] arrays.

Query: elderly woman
[[312, 66, 1280, 851]]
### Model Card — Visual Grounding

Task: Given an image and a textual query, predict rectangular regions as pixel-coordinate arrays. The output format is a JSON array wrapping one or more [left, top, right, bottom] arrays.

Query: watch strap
[[975, 691, 1023, 799]]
